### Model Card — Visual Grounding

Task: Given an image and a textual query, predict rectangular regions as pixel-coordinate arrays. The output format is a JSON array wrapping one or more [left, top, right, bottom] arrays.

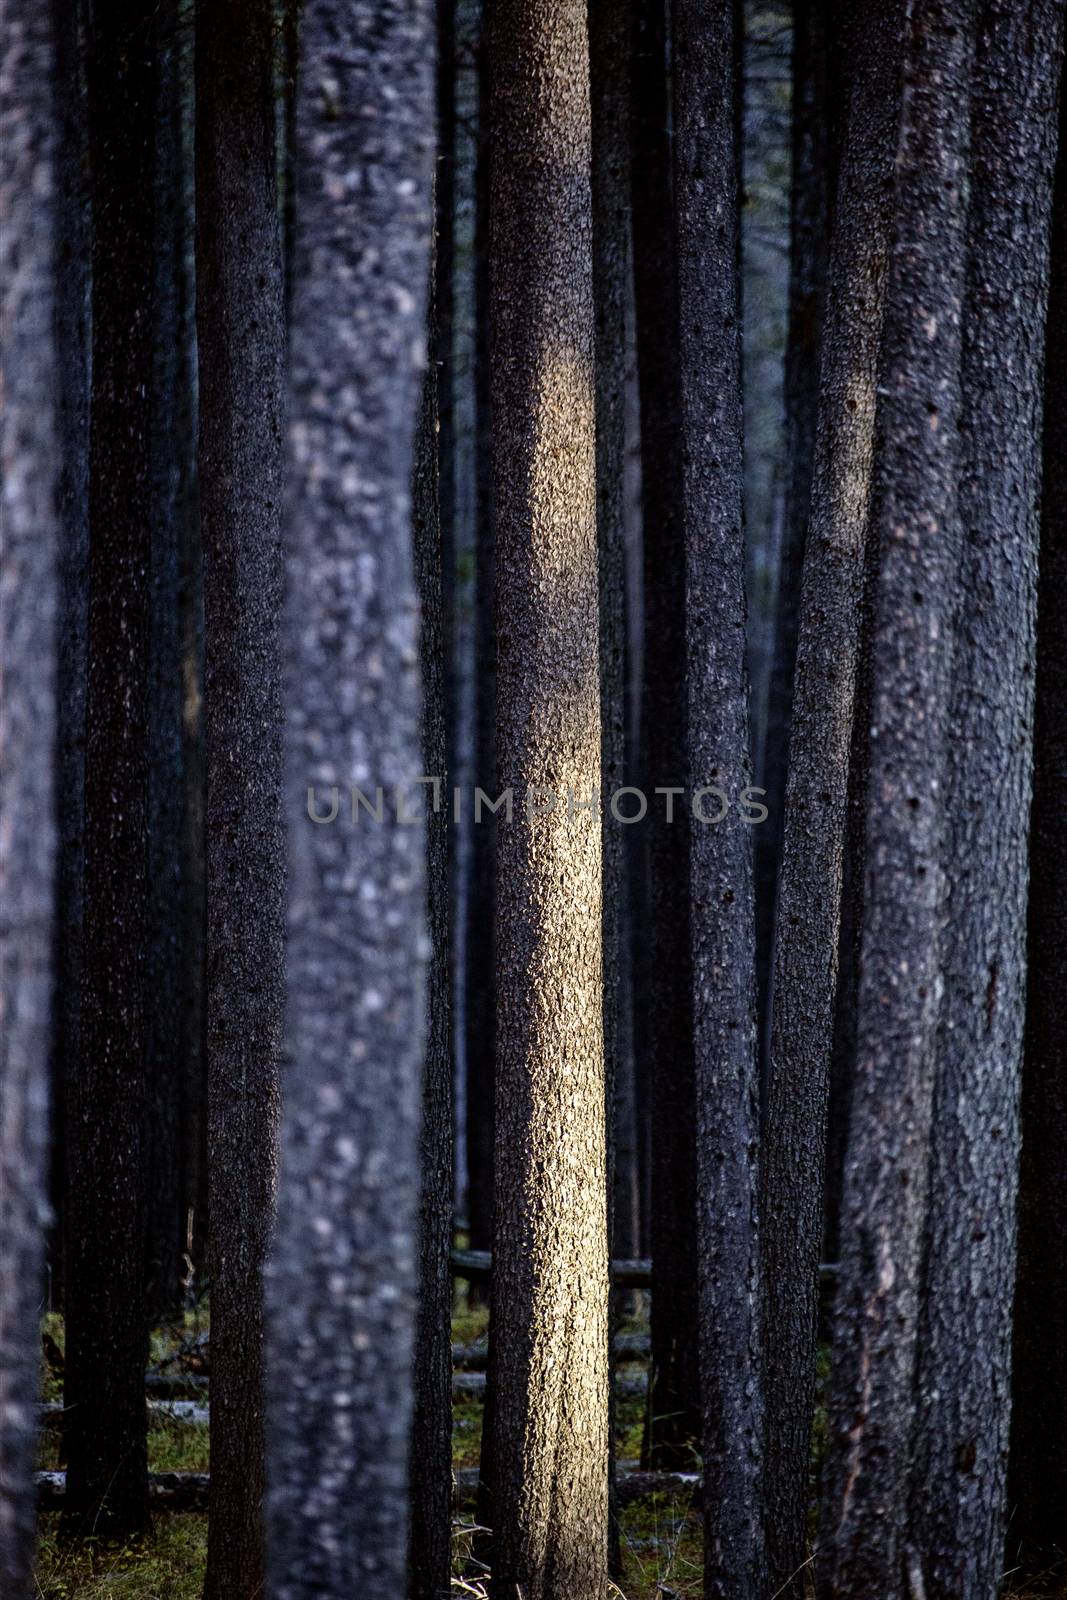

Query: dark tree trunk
[[0, 5, 59, 1586], [672, 4, 763, 1595], [63, 0, 156, 1539], [145, 0, 194, 1327], [758, 1, 903, 1588], [265, 1, 435, 1594], [1008, 50, 1067, 1594], [408, 237, 454, 1600], [911, 8, 1063, 1597], [484, 2, 609, 1595], [631, 0, 701, 1473], [818, 3, 974, 1595], [754, 0, 832, 1091], [195, 0, 286, 1591]]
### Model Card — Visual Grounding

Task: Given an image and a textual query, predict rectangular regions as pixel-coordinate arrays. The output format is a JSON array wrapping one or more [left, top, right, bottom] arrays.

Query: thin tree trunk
[[1008, 50, 1067, 1593], [631, 0, 701, 1473], [911, 9, 1063, 1596], [758, 1, 903, 1588], [409, 236, 454, 1600], [485, 2, 609, 1595], [818, 3, 975, 1594], [671, 4, 763, 1595], [195, 0, 286, 1591], [63, 0, 156, 1538], [754, 0, 832, 1090], [266, 1, 435, 1593], [0, 3, 59, 1585]]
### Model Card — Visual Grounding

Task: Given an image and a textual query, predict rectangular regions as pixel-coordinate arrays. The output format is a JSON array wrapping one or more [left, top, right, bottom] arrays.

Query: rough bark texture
[[631, 0, 701, 1473], [671, 5, 763, 1595], [0, 3, 58, 1585], [409, 245, 455, 1600], [1008, 56, 1067, 1592], [911, 8, 1063, 1597], [484, 2, 609, 1595], [63, 0, 155, 1538], [195, 1, 286, 1591], [754, 0, 832, 1088], [758, 2, 903, 1589], [818, 4, 974, 1595], [265, 2, 435, 1595]]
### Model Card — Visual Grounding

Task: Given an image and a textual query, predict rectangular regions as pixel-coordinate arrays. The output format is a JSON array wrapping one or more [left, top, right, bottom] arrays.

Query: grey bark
[[63, 0, 156, 1538], [671, 4, 763, 1596], [631, 0, 701, 1473], [265, 2, 435, 1595], [484, 1, 609, 1595], [409, 240, 454, 1600], [754, 0, 832, 1092], [1008, 49, 1067, 1592], [195, 0, 286, 1591], [758, 2, 903, 1589], [0, 3, 59, 1586], [911, 8, 1063, 1597], [818, 3, 975, 1595]]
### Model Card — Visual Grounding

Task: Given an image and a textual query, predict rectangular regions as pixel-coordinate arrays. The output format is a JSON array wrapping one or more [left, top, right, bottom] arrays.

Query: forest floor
[[30, 1304, 1060, 1600]]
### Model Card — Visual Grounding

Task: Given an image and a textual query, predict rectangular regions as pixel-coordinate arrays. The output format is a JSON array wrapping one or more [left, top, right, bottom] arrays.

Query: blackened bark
[[818, 4, 974, 1595], [1008, 51, 1067, 1593], [266, 2, 435, 1594], [671, 4, 763, 1595], [195, 0, 286, 1592], [409, 245, 454, 1600], [754, 0, 832, 1087], [911, 9, 1063, 1596], [145, 0, 193, 1326], [485, 2, 609, 1595], [0, 4, 59, 1585], [63, 0, 155, 1539], [631, 0, 700, 1472], [758, 2, 903, 1589]]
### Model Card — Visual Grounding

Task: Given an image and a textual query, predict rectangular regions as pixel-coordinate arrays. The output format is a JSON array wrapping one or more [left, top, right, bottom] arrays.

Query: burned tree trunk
[[819, 2, 975, 1594], [911, 7, 1063, 1597], [0, 3, 59, 1587], [484, 1, 609, 1595], [266, 1, 435, 1595]]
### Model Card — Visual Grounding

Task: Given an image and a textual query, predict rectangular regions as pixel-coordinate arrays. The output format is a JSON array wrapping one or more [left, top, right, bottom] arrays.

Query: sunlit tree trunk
[[266, 1, 435, 1594], [819, 3, 975, 1594], [0, 2, 59, 1586], [484, 1, 609, 1594]]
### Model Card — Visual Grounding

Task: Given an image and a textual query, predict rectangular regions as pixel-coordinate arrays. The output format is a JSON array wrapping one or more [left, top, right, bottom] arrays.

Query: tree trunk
[[0, 3, 59, 1586], [408, 234, 454, 1600], [818, 3, 974, 1595], [63, 0, 156, 1539], [1008, 50, 1067, 1593], [631, 0, 701, 1473], [758, 1, 903, 1588], [265, 1, 435, 1594], [671, 4, 763, 1596], [754, 0, 832, 1091], [910, 8, 1063, 1597], [195, 0, 286, 1592], [485, 1, 609, 1595]]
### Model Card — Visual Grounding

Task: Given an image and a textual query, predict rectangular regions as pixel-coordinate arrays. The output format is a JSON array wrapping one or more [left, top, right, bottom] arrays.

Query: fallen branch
[[39, 1399, 209, 1430], [36, 1471, 210, 1512], [453, 1464, 698, 1510]]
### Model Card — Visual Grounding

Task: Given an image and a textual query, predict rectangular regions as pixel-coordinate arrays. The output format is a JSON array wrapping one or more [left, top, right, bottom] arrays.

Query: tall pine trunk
[[1008, 51, 1067, 1593], [266, 1, 435, 1593], [0, 2, 59, 1585], [63, 0, 156, 1537], [911, 7, 1063, 1596], [672, 3, 763, 1594], [758, 1, 903, 1588], [485, 1, 609, 1594], [196, 0, 286, 1592], [819, 3, 974, 1594]]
